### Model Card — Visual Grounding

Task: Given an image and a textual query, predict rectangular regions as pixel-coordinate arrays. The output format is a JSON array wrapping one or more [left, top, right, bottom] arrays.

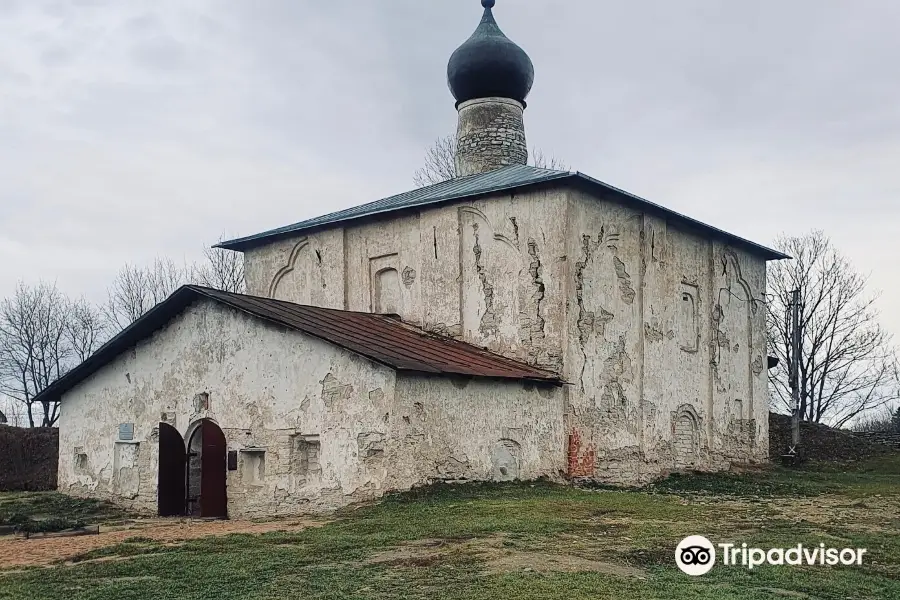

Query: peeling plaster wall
[[58, 300, 398, 517], [390, 375, 565, 484], [240, 181, 770, 487], [564, 189, 769, 483], [243, 187, 568, 372], [58, 300, 566, 516], [243, 228, 345, 309]]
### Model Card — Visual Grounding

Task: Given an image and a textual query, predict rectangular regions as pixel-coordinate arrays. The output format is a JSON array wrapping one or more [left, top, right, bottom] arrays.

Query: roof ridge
[[33, 286, 562, 405], [217, 165, 573, 251], [215, 165, 786, 260]]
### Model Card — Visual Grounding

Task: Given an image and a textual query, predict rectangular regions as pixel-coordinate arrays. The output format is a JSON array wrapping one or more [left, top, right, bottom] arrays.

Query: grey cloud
[[39, 45, 71, 66], [130, 35, 187, 70], [0, 0, 898, 337]]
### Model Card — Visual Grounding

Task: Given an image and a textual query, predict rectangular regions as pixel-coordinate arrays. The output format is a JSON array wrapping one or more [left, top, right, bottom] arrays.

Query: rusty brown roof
[[36, 286, 561, 404], [194, 287, 560, 382]]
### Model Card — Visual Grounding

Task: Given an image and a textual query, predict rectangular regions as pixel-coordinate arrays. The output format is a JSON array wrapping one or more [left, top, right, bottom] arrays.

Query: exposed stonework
[[520, 238, 547, 365], [455, 97, 528, 176], [613, 257, 636, 304], [471, 223, 499, 336], [564, 192, 769, 486], [401, 266, 417, 287]]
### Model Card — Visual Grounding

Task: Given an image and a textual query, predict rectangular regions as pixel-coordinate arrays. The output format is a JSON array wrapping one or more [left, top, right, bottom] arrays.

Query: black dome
[[447, 0, 534, 107]]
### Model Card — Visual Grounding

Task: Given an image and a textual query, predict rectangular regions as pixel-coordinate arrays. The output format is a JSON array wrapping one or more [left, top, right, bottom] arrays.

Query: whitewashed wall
[[58, 299, 566, 516], [241, 182, 771, 485]]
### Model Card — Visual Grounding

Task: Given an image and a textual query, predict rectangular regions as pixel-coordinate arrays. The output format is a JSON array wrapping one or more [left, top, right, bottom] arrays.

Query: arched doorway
[[186, 419, 228, 518], [158, 422, 186, 516], [673, 412, 699, 469]]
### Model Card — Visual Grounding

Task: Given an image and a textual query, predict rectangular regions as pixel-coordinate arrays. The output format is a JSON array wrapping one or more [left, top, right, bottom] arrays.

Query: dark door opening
[[187, 419, 228, 518], [157, 422, 186, 517]]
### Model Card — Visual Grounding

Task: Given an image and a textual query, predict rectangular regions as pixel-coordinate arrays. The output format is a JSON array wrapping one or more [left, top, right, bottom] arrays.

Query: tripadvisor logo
[[675, 536, 716, 576], [675, 536, 868, 576]]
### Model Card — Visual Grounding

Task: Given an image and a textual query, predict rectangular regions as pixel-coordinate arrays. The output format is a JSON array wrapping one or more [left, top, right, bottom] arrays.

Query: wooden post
[[790, 288, 801, 458]]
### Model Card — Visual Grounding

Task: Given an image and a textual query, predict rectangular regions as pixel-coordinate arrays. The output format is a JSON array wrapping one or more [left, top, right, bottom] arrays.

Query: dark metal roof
[[218, 164, 569, 251], [217, 164, 788, 261], [447, 0, 534, 107], [35, 286, 561, 405], [568, 173, 791, 261]]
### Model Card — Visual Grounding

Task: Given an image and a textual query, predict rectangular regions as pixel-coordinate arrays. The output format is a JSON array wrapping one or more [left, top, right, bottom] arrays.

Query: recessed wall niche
[[369, 254, 402, 315], [678, 282, 700, 353]]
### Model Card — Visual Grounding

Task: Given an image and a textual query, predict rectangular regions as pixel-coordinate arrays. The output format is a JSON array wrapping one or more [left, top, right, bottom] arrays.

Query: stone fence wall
[[852, 431, 900, 449], [768, 413, 893, 462], [0, 426, 58, 491]]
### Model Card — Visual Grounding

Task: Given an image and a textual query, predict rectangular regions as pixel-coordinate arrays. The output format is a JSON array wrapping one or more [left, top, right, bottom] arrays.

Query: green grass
[[1, 456, 899, 599], [0, 492, 128, 533]]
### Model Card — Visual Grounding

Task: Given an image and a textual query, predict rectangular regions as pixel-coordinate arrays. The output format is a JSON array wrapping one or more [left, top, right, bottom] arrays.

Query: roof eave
[[32, 286, 201, 406], [570, 173, 791, 261], [35, 285, 564, 405], [215, 171, 575, 252]]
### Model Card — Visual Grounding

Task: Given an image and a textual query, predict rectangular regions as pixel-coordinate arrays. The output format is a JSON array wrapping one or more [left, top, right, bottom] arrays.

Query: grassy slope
[[0, 493, 128, 533], [1, 456, 898, 600]]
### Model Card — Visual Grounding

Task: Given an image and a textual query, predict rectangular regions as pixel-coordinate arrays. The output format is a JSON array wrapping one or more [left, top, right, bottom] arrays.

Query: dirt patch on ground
[[367, 536, 646, 578], [757, 588, 812, 599], [0, 517, 323, 569], [483, 550, 645, 577], [768, 495, 900, 533]]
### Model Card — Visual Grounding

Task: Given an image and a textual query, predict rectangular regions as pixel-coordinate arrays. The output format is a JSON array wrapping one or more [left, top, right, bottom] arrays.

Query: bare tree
[[851, 405, 900, 433], [767, 231, 900, 428], [530, 147, 570, 172], [0, 395, 25, 427], [189, 236, 245, 293], [413, 136, 458, 188], [65, 296, 108, 362], [413, 135, 569, 187], [104, 258, 188, 330], [104, 243, 246, 332], [0, 282, 71, 427]]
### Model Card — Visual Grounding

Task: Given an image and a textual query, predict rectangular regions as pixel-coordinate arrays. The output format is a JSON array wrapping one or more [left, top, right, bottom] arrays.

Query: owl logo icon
[[675, 536, 716, 575]]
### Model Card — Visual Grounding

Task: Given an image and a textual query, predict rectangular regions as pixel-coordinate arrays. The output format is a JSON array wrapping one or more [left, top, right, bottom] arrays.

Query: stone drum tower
[[447, 0, 535, 176]]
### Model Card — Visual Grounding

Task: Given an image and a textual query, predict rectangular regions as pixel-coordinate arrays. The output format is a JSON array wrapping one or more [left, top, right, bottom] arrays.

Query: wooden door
[[200, 420, 227, 518], [157, 422, 186, 516]]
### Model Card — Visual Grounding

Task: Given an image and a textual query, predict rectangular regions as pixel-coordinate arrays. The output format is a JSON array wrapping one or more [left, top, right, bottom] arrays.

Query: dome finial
[[447, 0, 534, 107]]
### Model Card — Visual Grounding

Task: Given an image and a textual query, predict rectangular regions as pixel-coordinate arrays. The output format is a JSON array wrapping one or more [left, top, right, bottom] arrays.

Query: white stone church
[[38, 0, 786, 518]]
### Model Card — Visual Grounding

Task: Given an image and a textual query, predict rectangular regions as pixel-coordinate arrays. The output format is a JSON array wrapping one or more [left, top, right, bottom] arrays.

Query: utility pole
[[788, 288, 801, 460]]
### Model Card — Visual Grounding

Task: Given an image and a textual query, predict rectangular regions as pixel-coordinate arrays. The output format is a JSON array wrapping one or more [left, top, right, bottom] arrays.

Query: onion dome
[[447, 0, 535, 107]]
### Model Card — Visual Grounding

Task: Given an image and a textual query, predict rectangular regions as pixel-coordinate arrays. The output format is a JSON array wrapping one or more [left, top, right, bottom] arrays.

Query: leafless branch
[[103, 258, 188, 330], [767, 230, 900, 427], [413, 136, 459, 188], [413, 135, 569, 187], [188, 235, 245, 294], [530, 147, 570, 171], [0, 282, 79, 426]]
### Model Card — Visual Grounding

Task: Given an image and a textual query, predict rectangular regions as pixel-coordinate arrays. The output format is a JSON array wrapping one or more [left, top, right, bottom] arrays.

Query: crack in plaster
[[522, 238, 546, 360], [472, 223, 499, 336], [574, 233, 615, 392], [613, 257, 636, 305], [599, 336, 633, 418]]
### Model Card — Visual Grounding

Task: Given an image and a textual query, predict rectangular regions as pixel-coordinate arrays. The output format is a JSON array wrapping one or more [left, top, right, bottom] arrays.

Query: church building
[[39, 0, 787, 518]]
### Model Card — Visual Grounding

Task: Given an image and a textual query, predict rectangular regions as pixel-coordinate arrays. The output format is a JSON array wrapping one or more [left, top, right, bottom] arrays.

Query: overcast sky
[[1, 0, 898, 335]]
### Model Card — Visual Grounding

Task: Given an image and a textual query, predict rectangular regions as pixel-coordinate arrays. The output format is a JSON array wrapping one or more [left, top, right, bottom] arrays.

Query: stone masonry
[[455, 97, 528, 176]]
